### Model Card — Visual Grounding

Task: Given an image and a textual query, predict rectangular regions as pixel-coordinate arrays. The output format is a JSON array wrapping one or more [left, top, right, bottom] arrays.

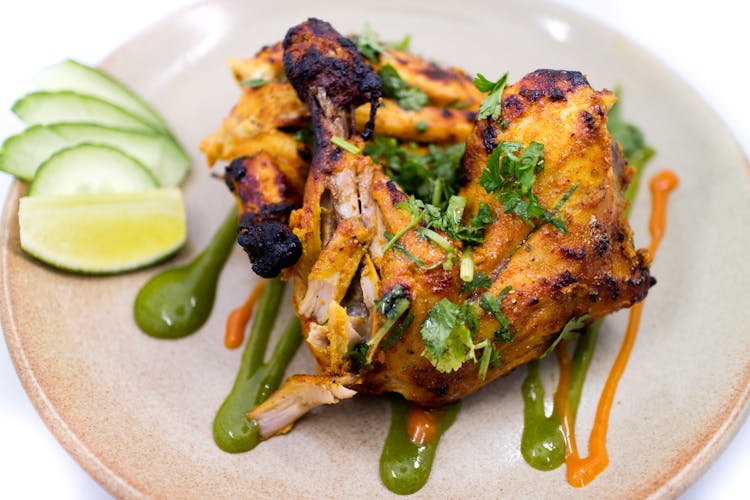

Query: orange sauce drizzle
[[224, 281, 266, 349], [406, 405, 441, 446], [558, 170, 679, 487]]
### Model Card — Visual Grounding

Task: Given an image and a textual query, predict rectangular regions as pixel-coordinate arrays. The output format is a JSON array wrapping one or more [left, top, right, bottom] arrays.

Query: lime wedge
[[19, 188, 186, 273]]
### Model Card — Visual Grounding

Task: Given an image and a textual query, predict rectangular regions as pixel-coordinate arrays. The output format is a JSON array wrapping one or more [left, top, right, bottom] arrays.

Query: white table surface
[[0, 1, 747, 498]]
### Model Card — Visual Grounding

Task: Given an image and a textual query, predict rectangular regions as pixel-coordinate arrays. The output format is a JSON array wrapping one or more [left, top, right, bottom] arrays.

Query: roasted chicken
[[201, 19, 653, 440]]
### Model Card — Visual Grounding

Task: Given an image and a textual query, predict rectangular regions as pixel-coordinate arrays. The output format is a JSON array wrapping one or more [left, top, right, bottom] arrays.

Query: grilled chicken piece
[[201, 35, 480, 278], [362, 70, 651, 403], [238, 20, 652, 439]]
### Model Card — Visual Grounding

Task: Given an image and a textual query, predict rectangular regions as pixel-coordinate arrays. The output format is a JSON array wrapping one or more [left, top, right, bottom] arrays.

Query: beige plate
[[2, 0, 750, 497]]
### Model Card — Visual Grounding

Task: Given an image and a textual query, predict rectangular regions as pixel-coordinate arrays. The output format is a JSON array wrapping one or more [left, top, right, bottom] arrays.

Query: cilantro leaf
[[363, 136, 465, 208], [355, 23, 387, 61], [607, 88, 656, 209], [479, 141, 571, 232], [479, 286, 514, 342], [474, 72, 509, 121], [421, 299, 477, 372], [461, 272, 492, 294], [378, 65, 429, 111], [345, 342, 371, 368], [376, 285, 410, 318], [388, 34, 412, 52], [542, 314, 589, 358]]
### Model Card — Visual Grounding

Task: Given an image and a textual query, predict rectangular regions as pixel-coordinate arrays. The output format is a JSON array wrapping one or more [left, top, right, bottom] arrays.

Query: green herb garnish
[[378, 65, 429, 111], [366, 286, 412, 363], [607, 88, 656, 206], [461, 272, 492, 294], [356, 23, 387, 61], [364, 136, 465, 207], [479, 141, 573, 232], [241, 78, 268, 88], [331, 136, 361, 154], [474, 72, 509, 121], [479, 286, 514, 342], [542, 314, 589, 358], [421, 298, 499, 377]]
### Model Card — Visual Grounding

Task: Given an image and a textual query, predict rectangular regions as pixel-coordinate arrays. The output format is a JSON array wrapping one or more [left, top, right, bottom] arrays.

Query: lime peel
[[19, 188, 187, 274]]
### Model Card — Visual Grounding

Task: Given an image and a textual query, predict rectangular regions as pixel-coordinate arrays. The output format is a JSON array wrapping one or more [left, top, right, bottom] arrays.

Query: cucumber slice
[[0, 123, 190, 186], [12, 91, 155, 133], [29, 143, 158, 196], [38, 60, 168, 133]]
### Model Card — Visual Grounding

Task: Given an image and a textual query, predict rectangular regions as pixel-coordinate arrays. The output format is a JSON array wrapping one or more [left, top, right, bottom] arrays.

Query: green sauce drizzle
[[380, 396, 460, 495], [520, 360, 566, 470], [519, 321, 602, 470], [134, 208, 237, 339], [213, 278, 303, 453]]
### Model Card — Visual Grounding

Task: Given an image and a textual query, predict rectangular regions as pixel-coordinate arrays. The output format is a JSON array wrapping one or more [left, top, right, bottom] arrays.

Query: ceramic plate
[[2, 0, 749, 497]]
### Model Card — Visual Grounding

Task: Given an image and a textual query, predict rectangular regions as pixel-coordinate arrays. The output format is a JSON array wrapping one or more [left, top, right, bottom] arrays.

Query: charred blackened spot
[[427, 382, 449, 398], [553, 270, 578, 290], [237, 214, 302, 278], [327, 147, 342, 163], [594, 105, 605, 117], [466, 111, 478, 122], [528, 297, 540, 306], [417, 64, 460, 82], [561, 247, 587, 260], [589, 292, 601, 303], [595, 232, 610, 257], [519, 87, 544, 102], [598, 273, 620, 300], [441, 108, 453, 118], [649, 276, 657, 287], [482, 123, 498, 153], [550, 88, 565, 101], [501, 94, 524, 121], [385, 180, 408, 205], [224, 156, 248, 191], [297, 146, 312, 162], [582, 110, 597, 129]]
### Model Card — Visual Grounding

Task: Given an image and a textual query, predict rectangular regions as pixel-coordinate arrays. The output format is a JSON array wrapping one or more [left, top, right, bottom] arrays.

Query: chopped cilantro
[[607, 88, 656, 208], [461, 272, 492, 294], [474, 72, 509, 121], [476, 340, 501, 380], [331, 136, 361, 154], [367, 295, 411, 364], [345, 342, 370, 368], [542, 314, 589, 358], [378, 65, 429, 111], [356, 23, 387, 61], [292, 126, 313, 146], [376, 285, 409, 318], [479, 286, 514, 342], [421, 298, 499, 377], [415, 121, 428, 133], [388, 34, 412, 52], [384, 231, 445, 270], [381, 312, 414, 350], [459, 248, 474, 283], [240, 78, 267, 88], [363, 136, 465, 208], [479, 141, 572, 232], [421, 298, 478, 372]]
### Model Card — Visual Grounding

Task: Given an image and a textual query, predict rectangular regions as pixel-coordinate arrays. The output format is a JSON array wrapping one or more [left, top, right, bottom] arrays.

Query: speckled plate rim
[[2, 1, 750, 498]]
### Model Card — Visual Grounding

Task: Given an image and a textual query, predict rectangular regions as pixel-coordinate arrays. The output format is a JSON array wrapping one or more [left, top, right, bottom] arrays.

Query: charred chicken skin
[[202, 19, 653, 440]]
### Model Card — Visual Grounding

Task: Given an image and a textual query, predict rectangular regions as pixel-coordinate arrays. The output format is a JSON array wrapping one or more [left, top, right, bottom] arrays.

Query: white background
[[0, 0, 747, 498]]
